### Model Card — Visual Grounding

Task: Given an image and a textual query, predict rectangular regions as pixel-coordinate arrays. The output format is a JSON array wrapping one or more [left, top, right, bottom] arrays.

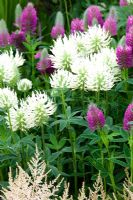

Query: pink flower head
[[37, 57, 54, 74], [0, 33, 10, 47], [10, 31, 26, 50], [126, 16, 133, 33], [51, 24, 65, 39], [103, 17, 117, 36], [116, 45, 133, 68], [126, 32, 133, 47], [0, 20, 10, 47], [86, 104, 105, 132], [71, 18, 84, 33], [119, 0, 128, 6], [20, 3, 37, 34], [86, 5, 104, 27], [123, 103, 133, 131], [36, 49, 55, 75], [34, 51, 41, 59]]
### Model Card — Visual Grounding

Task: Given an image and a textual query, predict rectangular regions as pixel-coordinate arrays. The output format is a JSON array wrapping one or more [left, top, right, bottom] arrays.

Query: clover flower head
[[86, 5, 104, 27], [37, 57, 54, 75], [0, 19, 10, 47], [103, 17, 117, 36], [71, 18, 84, 33], [24, 91, 56, 127], [35, 51, 41, 59], [0, 87, 18, 110], [126, 16, 133, 33], [123, 103, 133, 131], [6, 106, 27, 132], [17, 78, 32, 92], [71, 57, 90, 90], [85, 25, 111, 55], [10, 31, 26, 50], [68, 32, 88, 57], [0, 49, 25, 86], [50, 69, 78, 89], [92, 48, 120, 78], [126, 31, 133, 47], [116, 45, 133, 68], [85, 53, 120, 91], [87, 104, 105, 132], [20, 2, 37, 34], [51, 24, 65, 39], [50, 35, 77, 70]]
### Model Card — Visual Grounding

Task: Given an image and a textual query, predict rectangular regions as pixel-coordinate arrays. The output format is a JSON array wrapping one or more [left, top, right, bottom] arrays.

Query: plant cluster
[[0, 0, 132, 199]]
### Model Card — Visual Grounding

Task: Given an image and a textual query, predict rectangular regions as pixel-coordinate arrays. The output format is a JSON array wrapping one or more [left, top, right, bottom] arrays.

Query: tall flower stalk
[[60, 89, 77, 198], [98, 129, 116, 193]]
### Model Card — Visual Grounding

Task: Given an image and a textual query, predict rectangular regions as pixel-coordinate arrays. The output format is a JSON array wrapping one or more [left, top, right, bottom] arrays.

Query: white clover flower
[[0, 49, 25, 86], [17, 78, 32, 92], [50, 35, 77, 70], [50, 69, 78, 89], [85, 25, 111, 55], [6, 106, 27, 132], [90, 48, 121, 81], [0, 87, 18, 110], [85, 58, 119, 91], [71, 58, 90, 90], [68, 33, 88, 57], [24, 91, 56, 127]]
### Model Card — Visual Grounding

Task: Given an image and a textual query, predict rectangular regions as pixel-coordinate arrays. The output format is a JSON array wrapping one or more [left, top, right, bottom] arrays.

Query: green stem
[[44, 74, 49, 91], [105, 91, 108, 116], [99, 130, 116, 193], [98, 141, 106, 191], [82, 153, 85, 182], [81, 89, 85, 110], [41, 125, 46, 153], [20, 131, 26, 169], [31, 50, 35, 83], [60, 90, 77, 197], [107, 149, 116, 193], [64, 0, 70, 31], [7, 110, 12, 132], [122, 68, 128, 91], [60, 89, 66, 115], [69, 127, 77, 199], [96, 90, 100, 105]]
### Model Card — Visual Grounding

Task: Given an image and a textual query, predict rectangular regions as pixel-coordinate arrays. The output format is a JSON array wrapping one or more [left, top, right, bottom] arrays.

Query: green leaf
[[59, 120, 67, 131], [127, 78, 133, 85], [58, 138, 66, 149], [50, 134, 58, 147], [69, 118, 88, 127], [110, 158, 128, 167]]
